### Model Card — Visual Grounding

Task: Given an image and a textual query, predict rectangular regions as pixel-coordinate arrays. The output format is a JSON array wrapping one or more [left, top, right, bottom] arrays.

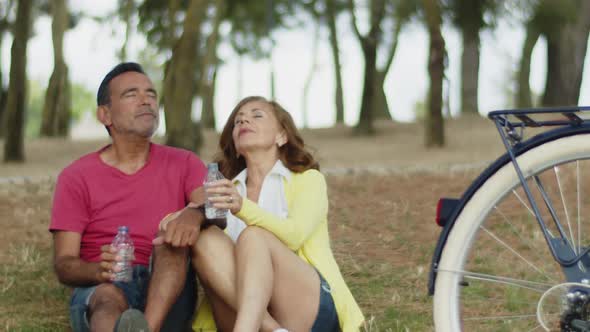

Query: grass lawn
[[0, 171, 475, 331]]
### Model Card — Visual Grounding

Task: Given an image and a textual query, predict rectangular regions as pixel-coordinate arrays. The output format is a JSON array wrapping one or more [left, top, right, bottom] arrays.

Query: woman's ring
[[228, 196, 233, 204]]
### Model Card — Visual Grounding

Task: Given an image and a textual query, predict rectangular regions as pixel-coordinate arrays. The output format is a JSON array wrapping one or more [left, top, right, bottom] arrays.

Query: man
[[50, 62, 209, 332]]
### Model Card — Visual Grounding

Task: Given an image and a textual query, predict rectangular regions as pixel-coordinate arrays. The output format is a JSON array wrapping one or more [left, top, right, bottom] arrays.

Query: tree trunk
[[373, 70, 392, 120], [423, 0, 445, 147], [302, 21, 321, 129], [118, 0, 134, 61], [542, 1, 590, 106], [163, 0, 207, 152], [201, 64, 217, 129], [373, 19, 401, 122], [349, 0, 386, 135], [269, 56, 276, 100], [56, 66, 71, 136], [40, 0, 70, 137], [0, 0, 14, 138], [326, 0, 344, 125], [198, 0, 224, 130], [460, 25, 480, 114], [4, 0, 32, 162], [355, 42, 377, 135], [237, 55, 243, 100], [0, 35, 4, 138], [166, 0, 181, 50], [516, 23, 541, 108]]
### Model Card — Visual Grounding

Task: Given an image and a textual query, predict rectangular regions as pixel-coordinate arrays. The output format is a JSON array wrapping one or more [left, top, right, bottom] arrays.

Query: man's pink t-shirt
[[49, 143, 207, 266]]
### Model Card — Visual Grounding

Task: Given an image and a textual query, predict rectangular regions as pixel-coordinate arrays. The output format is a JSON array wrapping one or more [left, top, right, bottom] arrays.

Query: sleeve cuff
[[235, 198, 258, 225]]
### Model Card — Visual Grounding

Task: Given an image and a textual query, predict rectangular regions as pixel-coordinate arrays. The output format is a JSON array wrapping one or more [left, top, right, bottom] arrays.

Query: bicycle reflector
[[436, 198, 459, 227]]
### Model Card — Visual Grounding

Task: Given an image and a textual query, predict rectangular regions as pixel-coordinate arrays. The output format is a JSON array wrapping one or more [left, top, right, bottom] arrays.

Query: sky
[[1, 0, 590, 135]]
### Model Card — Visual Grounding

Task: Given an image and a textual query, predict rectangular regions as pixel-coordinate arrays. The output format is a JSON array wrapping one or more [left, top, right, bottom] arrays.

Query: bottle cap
[[207, 163, 219, 171], [118, 226, 129, 233]]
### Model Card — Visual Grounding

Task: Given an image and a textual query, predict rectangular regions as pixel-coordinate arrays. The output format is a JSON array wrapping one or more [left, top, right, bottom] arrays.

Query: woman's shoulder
[[291, 168, 326, 186]]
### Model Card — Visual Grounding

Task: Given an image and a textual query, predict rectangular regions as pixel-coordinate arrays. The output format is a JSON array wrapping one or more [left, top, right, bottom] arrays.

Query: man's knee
[[88, 284, 128, 313], [153, 242, 189, 272]]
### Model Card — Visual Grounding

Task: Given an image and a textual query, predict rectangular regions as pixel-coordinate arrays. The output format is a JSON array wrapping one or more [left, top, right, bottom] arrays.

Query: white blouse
[[225, 160, 292, 242]]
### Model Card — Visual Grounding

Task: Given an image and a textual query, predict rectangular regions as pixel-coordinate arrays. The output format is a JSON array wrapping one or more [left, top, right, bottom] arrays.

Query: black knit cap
[[96, 62, 145, 106]]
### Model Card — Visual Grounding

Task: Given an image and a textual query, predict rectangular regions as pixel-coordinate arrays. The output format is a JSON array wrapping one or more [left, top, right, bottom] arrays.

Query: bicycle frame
[[428, 106, 590, 295]]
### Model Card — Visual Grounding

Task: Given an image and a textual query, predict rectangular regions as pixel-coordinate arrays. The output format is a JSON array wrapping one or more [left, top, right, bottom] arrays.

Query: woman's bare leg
[[233, 226, 320, 332], [203, 285, 236, 332], [192, 227, 281, 331]]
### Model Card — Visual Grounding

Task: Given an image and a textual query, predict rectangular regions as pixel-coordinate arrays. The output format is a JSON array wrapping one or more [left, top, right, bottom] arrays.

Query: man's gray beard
[[144, 119, 159, 138]]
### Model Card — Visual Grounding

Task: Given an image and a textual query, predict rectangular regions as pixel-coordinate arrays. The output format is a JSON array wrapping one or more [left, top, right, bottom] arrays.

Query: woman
[[191, 96, 364, 332]]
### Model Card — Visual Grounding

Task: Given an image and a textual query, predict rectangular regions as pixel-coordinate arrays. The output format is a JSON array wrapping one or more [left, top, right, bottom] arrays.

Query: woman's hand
[[205, 179, 243, 215]]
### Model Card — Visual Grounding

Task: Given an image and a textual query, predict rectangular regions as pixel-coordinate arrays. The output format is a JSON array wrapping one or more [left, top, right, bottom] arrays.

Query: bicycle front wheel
[[434, 133, 590, 331]]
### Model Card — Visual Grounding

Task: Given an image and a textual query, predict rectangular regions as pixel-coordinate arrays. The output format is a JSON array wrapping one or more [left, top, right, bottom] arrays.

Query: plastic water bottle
[[111, 226, 134, 282], [205, 163, 229, 220]]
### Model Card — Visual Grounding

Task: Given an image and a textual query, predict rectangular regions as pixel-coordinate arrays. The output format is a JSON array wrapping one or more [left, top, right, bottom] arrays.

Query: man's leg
[[87, 284, 129, 331], [160, 262, 197, 331], [70, 286, 97, 332], [70, 266, 152, 332], [144, 243, 189, 332]]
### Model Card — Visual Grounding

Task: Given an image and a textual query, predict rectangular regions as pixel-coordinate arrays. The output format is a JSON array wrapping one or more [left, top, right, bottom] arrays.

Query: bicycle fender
[[427, 124, 590, 296]]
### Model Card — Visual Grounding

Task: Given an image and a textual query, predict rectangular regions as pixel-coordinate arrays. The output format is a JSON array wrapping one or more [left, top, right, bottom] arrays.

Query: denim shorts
[[69, 264, 196, 332], [311, 271, 340, 332]]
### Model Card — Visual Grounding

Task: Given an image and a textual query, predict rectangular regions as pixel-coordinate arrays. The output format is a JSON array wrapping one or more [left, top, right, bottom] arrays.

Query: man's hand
[[97, 245, 126, 282], [152, 207, 203, 247]]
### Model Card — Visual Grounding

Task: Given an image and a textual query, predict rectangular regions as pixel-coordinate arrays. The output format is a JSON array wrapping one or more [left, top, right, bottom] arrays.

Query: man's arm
[[189, 186, 206, 207], [151, 186, 206, 247], [152, 185, 230, 247], [53, 231, 117, 287]]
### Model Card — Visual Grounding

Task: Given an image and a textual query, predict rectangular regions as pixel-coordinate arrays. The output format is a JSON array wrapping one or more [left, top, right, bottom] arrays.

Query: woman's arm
[[236, 170, 328, 251]]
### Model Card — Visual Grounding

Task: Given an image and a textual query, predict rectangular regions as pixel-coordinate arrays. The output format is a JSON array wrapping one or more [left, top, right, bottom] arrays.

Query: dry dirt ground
[[0, 115, 505, 179], [0, 116, 508, 330]]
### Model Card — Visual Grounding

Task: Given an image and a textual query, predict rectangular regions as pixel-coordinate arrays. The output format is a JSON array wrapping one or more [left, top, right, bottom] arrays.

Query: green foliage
[[529, 0, 578, 36], [25, 80, 44, 138], [225, 0, 297, 57], [137, 45, 166, 91], [137, 0, 190, 52], [302, 0, 418, 31], [70, 82, 95, 121], [24, 80, 94, 138], [443, 0, 502, 31], [136, 0, 297, 59], [394, 0, 422, 24], [413, 98, 427, 121]]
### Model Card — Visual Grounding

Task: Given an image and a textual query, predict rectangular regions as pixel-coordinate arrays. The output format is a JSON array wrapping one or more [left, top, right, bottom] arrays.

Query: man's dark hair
[[97, 62, 146, 106]]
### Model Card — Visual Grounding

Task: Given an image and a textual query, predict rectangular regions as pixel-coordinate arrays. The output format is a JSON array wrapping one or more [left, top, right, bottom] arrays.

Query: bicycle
[[428, 106, 590, 331]]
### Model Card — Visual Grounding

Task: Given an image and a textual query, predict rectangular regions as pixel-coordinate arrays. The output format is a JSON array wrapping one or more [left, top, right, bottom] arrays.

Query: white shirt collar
[[233, 159, 292, 186]]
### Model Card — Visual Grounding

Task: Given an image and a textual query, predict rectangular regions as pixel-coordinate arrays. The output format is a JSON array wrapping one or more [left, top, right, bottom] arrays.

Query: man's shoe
[[114, 309, 151, 332]]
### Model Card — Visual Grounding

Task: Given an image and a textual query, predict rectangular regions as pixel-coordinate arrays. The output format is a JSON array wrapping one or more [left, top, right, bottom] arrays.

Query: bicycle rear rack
[[488, 106, 590, 277], [490, 106, 590, 144]]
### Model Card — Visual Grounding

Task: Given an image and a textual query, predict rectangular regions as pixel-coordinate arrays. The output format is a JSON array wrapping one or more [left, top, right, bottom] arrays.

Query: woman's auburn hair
[[214, 96, 319, 179]]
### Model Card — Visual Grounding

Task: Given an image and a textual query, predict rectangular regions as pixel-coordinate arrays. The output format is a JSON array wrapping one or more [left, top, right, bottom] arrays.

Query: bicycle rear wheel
[[434, 133, 590, 331]]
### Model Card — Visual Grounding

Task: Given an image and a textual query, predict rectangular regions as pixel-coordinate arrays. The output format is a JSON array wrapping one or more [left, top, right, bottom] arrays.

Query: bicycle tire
[[434, 132, 590, 331]]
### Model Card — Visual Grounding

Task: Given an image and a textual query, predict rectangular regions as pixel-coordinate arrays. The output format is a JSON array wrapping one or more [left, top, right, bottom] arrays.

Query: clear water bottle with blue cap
[[111, 226, 134, 282]]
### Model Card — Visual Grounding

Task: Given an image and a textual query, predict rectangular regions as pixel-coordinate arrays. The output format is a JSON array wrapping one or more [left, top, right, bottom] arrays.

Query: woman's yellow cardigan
[[193, 169, 364, 332]]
